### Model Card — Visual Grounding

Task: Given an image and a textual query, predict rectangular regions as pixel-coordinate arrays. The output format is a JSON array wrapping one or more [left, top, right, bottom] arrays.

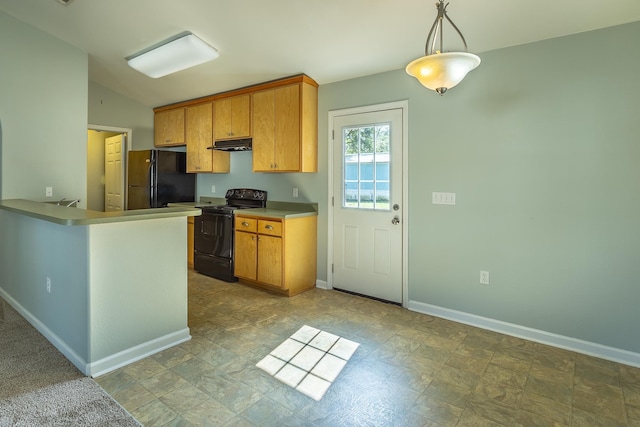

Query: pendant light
[[406, 0, 480, 95]]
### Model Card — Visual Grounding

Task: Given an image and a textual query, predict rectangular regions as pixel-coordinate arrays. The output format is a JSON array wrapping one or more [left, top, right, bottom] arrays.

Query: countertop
[[233, 207, 316, 219], [169, 200, 318, 219], [0, 199, 201, 226]]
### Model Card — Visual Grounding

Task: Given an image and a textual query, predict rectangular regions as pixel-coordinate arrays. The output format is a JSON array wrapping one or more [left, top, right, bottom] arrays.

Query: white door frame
[[88, 124, 132, 209], [327, 100, 409, 307]]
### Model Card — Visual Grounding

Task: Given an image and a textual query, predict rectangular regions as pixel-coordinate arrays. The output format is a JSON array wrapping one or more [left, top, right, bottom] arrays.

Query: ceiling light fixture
[[126, 32, 219, 79], [406, 0, 480, 95]]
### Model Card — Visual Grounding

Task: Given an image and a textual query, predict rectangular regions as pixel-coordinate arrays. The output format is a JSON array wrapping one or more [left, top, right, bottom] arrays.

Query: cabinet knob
[[265, 225, 273, 230], [242, 221, 249, 227]]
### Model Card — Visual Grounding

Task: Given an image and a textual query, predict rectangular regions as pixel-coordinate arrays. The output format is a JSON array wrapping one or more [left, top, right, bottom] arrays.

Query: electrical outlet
[[293, 187, 299, 198], [480, 271, 490, 285], [211, 185, 216, 193], [46, 277, 51, 293], [46, 187, 53, 197]]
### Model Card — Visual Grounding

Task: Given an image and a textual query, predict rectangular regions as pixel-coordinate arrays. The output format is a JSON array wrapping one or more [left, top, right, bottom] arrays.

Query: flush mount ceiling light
[[126, 32, 219, 78], [406, 0, 480, 95]]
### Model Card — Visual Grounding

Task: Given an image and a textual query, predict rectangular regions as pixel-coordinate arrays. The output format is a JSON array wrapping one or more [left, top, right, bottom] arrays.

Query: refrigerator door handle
[[149, 152, 157, 208]]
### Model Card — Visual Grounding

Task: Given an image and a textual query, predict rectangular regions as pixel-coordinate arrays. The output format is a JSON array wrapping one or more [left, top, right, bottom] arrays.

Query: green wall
[[319, 22, 640, 353], [88, 81, 155, 150], [0, 10, 87, 203]]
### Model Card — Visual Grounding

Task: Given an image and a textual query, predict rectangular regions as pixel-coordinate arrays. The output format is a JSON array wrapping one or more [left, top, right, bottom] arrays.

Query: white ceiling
[[2, 0, 639, 108]]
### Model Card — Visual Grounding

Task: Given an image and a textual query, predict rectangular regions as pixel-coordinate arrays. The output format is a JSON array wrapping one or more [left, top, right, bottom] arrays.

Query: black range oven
[[194, 188, 267, 282]]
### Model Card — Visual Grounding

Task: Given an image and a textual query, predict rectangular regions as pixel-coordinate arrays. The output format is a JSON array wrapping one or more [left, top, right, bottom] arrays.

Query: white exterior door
[[331, 106, 405, 303], [105, 134, 124, 211]]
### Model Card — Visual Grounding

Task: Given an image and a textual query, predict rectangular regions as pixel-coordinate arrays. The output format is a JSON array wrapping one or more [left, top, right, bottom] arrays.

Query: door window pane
[[343, 123, 390, 210]]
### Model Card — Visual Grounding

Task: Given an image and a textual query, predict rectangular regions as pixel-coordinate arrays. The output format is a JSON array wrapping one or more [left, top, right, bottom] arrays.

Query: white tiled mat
[[256, 325, 360, 401]]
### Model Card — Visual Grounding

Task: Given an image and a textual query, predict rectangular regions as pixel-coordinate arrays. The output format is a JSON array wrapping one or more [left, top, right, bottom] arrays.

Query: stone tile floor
[[96, 271, 640, 426]]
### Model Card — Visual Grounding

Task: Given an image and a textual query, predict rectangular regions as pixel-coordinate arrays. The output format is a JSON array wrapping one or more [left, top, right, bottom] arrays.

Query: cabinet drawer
[[258, 219, 282, 237], [236, 216, 257, 232]]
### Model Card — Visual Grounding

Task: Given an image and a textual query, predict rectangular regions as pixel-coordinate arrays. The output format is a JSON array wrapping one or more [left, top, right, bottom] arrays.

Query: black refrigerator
[[127, 150, 195, 210]]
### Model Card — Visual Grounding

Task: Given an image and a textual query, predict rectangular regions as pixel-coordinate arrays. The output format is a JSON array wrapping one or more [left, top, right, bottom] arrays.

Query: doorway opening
[[87, 125, 132, 212]]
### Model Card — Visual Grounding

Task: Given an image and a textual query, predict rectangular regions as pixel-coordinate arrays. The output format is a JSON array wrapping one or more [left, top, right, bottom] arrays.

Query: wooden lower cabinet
[[187, 217, 195, 269], [234, 214, 316, 296], [257, 234, 283, 287], [234, 229, 257, 280]]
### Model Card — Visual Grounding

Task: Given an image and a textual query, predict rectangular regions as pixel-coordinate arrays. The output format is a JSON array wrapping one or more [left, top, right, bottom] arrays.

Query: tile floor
[[96, 271, 640, 426]]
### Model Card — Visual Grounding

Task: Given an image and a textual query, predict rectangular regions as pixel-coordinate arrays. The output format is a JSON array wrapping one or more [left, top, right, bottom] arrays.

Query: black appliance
[[127, 150, 195, 210], [194, 188, 267, 282]]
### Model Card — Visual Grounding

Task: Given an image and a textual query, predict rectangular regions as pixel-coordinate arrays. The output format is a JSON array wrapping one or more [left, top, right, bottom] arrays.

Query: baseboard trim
[[315, 279, 329, 290], [0, 288, 88, 374], [87, 329, 191, 377], [408, 300, 640, 368], [1, 287, 191, 377]]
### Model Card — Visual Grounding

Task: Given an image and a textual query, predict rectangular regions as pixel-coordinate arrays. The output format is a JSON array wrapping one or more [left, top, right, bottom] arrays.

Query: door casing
[[327, 100, 409, 307], [88, 124, 132, 210]]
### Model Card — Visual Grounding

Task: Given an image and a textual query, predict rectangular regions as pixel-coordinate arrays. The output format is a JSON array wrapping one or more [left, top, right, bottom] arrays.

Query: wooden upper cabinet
[[153, 74, 318, 173], [214, 94, 251, 141], [186, 103, 230, 173], [154, 108, 185, 147], [252, 81, 317, 173]]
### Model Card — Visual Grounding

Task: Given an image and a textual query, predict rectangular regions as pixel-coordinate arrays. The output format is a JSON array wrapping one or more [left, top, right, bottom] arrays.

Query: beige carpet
[[0, 297, 141, 426]]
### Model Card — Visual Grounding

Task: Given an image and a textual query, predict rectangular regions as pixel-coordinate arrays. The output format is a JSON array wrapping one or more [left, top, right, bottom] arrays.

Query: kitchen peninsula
[[0, 199, 201, 377]]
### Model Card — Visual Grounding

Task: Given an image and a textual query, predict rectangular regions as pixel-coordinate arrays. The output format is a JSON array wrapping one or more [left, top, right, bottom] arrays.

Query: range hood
[[208, 138, 252, 151]]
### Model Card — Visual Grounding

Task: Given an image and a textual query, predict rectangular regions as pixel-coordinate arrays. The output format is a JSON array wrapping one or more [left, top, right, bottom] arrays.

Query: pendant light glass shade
[[406, 52, 480, 95], [406, 0, 480, 95]]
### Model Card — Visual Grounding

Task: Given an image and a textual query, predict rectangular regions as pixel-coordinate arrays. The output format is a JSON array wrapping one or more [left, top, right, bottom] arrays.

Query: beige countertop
[[234, 207, 317, 219], [169, 200, 318, 219], [0, 199, 201, 226]]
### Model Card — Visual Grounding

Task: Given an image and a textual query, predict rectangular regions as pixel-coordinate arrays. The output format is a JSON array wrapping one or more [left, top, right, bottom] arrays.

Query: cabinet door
[[215, 95, 251, 140], [235, 231, 257, 280], [252, 85, 301, 172], [252, 89, 276, 171], [154, 108, 185, 146], [186, 103, 212, 172], [274, 85, 300, 171], [186, 103, 230, 173], [257, 234, 282, 287]]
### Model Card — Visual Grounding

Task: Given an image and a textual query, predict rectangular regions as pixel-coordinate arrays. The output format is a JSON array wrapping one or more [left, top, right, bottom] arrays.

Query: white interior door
[[331, 107, 404, 303], [105, 134, 124, 211]]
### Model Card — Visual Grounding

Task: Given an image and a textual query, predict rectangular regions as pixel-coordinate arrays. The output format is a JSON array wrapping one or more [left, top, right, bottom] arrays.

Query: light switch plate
[[432, 192, 456, 205]]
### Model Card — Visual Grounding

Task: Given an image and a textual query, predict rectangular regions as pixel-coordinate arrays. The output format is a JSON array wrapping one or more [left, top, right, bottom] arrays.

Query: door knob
[[391, 216, 400, 225]]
